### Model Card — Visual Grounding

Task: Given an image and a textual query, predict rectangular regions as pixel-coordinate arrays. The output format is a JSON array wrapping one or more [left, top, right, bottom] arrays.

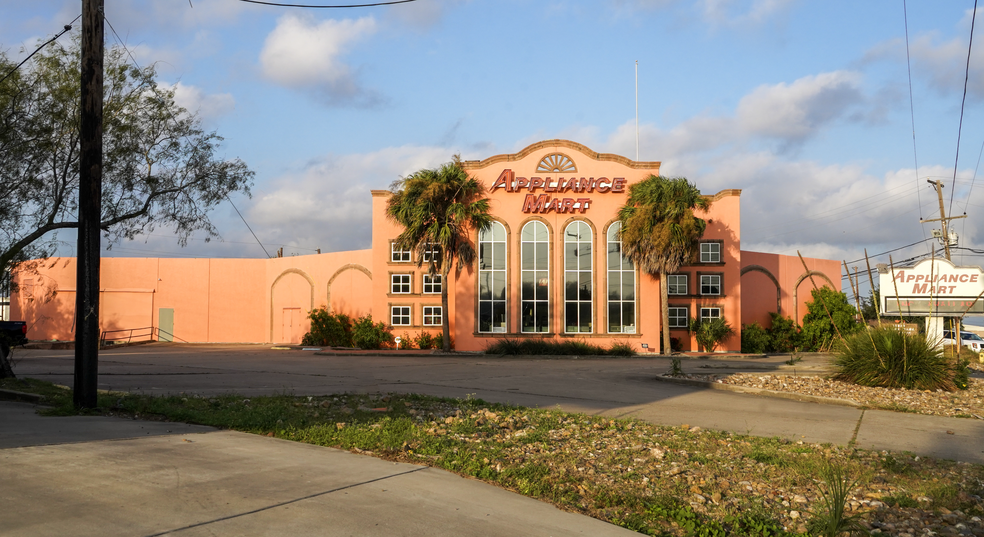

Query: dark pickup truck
[[0, 321, 28, 346]]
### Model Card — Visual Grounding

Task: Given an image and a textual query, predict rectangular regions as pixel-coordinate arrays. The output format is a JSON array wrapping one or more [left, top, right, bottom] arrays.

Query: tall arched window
[[564, 221, 593, 333], [521, 221, 549, 333], [478, 222, 507, 333], [607, 222, 636, 333]]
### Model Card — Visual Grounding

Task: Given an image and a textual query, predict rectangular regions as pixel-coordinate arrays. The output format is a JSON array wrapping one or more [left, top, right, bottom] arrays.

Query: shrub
[[766, 313, 801, 353], [351, 315, 393, 350], [833, 327, 969, 391], [396, 332, 413, 350], [434, 332, 453, 351], [301, 307, 352, 347], [483, 338, 635, 356], [801, 287, 863, 351], [741, 322, 770, 354], [413, 332, 436, 350], [689, 316, 734, 352], [607, 341, 637, 356]]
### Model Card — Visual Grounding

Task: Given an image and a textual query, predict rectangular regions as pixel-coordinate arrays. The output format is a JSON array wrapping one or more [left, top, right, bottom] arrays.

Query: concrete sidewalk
[[0, 401, 636, 537]]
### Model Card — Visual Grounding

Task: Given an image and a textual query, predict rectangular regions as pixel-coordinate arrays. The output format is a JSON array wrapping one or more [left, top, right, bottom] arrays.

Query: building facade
[[11, 140, 840, 352]]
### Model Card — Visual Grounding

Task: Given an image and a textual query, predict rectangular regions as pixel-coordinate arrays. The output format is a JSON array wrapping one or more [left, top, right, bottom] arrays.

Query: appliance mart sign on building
[[879, 258, 984, 315], [490, 169, 627, 214]]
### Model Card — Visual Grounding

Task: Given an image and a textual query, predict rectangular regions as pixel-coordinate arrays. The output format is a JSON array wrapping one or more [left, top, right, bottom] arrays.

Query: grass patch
[[6, 378, 984, 535], [484, 338, 637, 356]]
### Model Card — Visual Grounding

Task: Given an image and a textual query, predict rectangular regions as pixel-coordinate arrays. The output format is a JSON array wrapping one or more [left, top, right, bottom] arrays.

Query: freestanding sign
[[879, 258, 984, 346], [879, 259, 984, 317]]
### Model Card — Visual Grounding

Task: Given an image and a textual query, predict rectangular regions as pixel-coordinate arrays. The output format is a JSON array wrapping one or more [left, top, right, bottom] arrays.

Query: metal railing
[[99, 326, 187, 346]]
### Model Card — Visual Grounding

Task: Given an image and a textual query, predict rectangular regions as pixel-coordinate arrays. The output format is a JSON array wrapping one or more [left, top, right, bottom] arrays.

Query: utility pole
[[920, 179, 966, 261], [75, 0, 104, 408]]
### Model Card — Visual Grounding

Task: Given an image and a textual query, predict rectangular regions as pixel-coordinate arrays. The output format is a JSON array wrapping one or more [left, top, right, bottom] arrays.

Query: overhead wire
[[948, 0, 978, 219], [105, 16, 273, 259], [902, 0, 926, 224], [0, 14, 81, 85], [236, 0, 416, 7]]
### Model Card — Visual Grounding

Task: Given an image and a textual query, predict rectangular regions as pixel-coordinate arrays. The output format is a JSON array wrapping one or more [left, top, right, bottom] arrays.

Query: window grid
[[565, 221, 593, 333], [423, 306, 442, 326], [700, 307, 722, 320], [606, 222, 636, 334], [422, 243, 441, 263], [668, 306, 689, 328], [391, 274, 411, 294], [422, 274, 442, 294], [391, 306, 411, 326], [667, 274, 688, 295], [391, 243, 411, 263], [700, 274, 721, 295], [521, 221, 549, 333], [700, 242, 721, 263], [479, 222, 508, 333]]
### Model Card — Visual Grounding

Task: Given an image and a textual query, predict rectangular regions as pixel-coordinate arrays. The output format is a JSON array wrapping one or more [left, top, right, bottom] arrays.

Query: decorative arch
[[326, 264, 372, 314], [793, 270, 836, 324], [269, 268, 316, 342], [740, 264, 781, 315]]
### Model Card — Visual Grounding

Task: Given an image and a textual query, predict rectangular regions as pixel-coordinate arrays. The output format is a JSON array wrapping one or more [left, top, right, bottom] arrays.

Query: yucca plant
[[833, 327, 968, 391], [805, 463, 869, 537]]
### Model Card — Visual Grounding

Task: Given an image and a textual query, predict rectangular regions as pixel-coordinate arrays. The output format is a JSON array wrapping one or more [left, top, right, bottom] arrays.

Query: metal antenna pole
[[635, 60, 639, 161]]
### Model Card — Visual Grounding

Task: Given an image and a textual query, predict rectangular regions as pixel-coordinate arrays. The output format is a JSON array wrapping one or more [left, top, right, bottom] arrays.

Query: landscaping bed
[[3, 378, 983, 536]]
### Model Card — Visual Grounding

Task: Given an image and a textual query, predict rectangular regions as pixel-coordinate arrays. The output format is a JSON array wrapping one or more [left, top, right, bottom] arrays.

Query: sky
[[4, 0, 984, 299]]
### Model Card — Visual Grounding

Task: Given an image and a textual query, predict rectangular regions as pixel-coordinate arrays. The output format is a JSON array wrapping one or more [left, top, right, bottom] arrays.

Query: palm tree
[[386, 158, 492, 352], [617, 175, 710, 354]]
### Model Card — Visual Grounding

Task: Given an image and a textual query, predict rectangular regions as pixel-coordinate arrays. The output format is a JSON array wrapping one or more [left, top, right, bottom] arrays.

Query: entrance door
[[282, 308, 302, 344], [159, 308, 174, 342]]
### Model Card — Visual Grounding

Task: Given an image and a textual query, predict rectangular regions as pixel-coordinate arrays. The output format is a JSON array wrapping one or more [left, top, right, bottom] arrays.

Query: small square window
[[667, 274, 688, 295], [391, 243, 411, 263], [422, 243, 441, 263], [422, 274, 442, 294], [423, 306, 442, 326], [700, 242, 721, 263], [700, 307, 721, 320], [700, 274, 721, 295], [668, 307, 689, 328], [391, 274, 411, 294], [391, 306, 411, 326]]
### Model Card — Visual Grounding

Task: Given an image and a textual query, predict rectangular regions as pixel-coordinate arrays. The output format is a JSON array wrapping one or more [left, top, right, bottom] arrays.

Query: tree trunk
[[441, 265, 451, 352], [660, 271, 672, 354], [0, 341, 14, 379]]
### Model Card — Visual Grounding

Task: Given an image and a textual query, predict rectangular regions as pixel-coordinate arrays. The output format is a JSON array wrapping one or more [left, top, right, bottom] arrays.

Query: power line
[[237, 0, 416, 7], [0, 14, 81, 85], [948, 0, 978, 217], [227, 195, 272, 258], [902, 0, 925, 224], [842, 238, 934, 265]]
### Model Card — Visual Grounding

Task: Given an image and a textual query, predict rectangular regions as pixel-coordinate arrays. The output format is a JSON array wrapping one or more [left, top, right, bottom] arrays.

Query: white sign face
[[880, 259, 984, 316]]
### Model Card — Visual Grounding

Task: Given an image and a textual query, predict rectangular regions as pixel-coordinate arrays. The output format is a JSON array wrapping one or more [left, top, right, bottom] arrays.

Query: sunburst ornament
[[536, 153, 577, 173]]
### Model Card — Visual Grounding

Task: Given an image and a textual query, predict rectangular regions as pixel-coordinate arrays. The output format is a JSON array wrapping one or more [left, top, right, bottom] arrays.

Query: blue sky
[[5, 0, 984, 298]]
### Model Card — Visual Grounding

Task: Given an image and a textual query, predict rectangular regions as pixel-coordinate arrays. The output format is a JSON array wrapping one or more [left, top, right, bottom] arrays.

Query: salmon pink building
[[11, 140, 840, 352]]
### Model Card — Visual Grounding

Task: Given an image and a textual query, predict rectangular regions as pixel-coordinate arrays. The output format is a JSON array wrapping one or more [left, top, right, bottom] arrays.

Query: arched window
[[521, 221, 549, 333], [564, 221, 593, 333], [478, 222, 507, 333], [607, 223, 636, 333]]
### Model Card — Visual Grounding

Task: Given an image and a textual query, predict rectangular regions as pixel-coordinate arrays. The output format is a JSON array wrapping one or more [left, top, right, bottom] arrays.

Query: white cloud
[[247, 145, 451, 253], [700, 0, 795, 25], [259, 14, 378, 106], [736, 71, 864, 142], [383, 0, 468, 30], [169, 82, 236, 120]]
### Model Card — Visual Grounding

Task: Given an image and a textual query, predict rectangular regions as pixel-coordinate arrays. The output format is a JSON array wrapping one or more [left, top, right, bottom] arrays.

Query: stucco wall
[[740, 251, 842, 328]]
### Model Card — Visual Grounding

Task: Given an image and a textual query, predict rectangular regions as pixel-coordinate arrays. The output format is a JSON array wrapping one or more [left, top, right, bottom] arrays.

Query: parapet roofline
[[460, 139, 662, 171]]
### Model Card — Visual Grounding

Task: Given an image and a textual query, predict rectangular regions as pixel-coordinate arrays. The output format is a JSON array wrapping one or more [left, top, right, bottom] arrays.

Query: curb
[[652, 375, 862, 408], [0, 388, 44, 403]]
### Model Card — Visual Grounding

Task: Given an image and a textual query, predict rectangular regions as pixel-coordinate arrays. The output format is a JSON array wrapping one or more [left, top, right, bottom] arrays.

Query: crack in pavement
[[142, 466, 428, 537]]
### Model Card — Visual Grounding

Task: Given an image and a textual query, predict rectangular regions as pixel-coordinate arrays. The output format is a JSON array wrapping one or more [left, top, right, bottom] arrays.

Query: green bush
[[397, 332, 413, 350], [689, 316, 734, 352], [741, 322, 770, 354], [301, 307, 352, 347], [413, 332, 436, 350], [607, 340, 637, 356], [433, 332, 453, 351], [801, 287, 863, 351], [766, 313, 801, 353], [833, 327, 969, 391], [351, 315, 393, 350]]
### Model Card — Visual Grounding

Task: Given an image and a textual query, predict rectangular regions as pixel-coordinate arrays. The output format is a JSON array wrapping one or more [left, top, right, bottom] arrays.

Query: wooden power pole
[[921, 179, 966, 261], [75, 0, 104, 408]]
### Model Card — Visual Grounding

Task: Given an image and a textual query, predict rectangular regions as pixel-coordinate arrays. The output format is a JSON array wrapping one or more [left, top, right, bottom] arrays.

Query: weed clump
[[833, 327, 969, 391]]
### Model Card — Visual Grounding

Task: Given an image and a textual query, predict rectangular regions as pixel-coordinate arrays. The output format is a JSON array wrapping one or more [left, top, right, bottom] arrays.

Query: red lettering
[[545, 198, 560, 213], [612, 178, 626, 193], [578, 178, 590, 192], [973, 274, 980, 283], [894, 270, 906, 281], [491, 169, 512, 192], [544, 177, 557, 192], [529, 177, 544, 192], [596, 179, 611, 193], [561, 178, 575, 193], [522, 193, 548, 213], [950, 285, 957, 293], [516, 177, 529, 191], [960, 274, 969, 283], [577, 197, 591, 213], [912, 283, 928, 294]]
